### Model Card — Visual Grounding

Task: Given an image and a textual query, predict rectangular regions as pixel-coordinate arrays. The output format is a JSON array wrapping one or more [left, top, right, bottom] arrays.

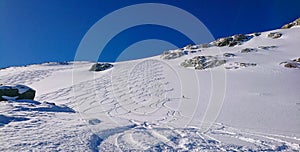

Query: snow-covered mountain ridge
[[0, 21, 299, 151]]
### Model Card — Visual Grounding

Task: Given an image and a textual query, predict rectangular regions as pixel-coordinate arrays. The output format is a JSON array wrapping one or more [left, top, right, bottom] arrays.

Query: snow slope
[[0, 27, 299, 151]]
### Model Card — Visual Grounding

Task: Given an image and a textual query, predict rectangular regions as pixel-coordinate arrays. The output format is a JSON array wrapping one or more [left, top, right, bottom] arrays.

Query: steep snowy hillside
[[0, 25, 300, 151]]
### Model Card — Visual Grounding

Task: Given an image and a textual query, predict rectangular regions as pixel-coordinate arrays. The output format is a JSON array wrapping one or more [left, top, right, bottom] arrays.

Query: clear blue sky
[[1, 0, 300, 68]]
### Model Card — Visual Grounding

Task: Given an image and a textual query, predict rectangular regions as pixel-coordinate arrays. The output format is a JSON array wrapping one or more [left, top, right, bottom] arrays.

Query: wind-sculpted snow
[[0, 99, 84, 151], [0, 65, 74, 85], [1, 27, 300, 151]]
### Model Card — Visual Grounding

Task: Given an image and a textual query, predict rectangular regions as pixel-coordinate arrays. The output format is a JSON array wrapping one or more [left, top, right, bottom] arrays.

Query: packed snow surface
[[0, 27, 299, 151]]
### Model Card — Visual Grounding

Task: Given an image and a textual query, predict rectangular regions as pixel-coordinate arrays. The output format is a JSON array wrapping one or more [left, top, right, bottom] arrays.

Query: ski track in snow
[[1, 27, 300, 151], [1, 59, 299, 151]]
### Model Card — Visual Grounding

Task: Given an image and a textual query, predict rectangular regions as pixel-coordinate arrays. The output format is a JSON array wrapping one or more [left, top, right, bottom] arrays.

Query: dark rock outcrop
[[284, 63, 299, 68], [258, 46, 277, 50], [185, 44, 199, 50], [253, 32, 261, 36], [267, 32, 282, 39], [89, 63, 113, 71], [161, 50, 184, 60], [201, 43, 211, 48], [0, 85, 35, 101], [225, 62, 257, 69], [241, 48, 258, 53], [212, 34, 253, 47], [280, 58, 300, 69], [281, 17, 300, 29], [181, 56, 226, 70], [223, 53, 236, 57]]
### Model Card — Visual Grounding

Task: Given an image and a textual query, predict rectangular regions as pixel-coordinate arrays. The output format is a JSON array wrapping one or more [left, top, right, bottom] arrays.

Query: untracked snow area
[[0, 27, 299, 151]]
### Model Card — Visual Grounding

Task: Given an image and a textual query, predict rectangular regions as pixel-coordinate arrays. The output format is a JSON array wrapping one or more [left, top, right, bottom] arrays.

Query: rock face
[[89, 63, 113, 71], [212, 34, 253, 47], [267, 32, 282, 39], [161, 50, 184, 60], [181, 56, 226, 70], [281, 17, 300, 29], [0, 85, 36, 101]]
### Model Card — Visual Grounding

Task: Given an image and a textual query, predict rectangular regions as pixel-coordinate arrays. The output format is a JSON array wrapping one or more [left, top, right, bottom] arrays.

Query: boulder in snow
[[185, 44, 199, 50], [161, 50, 184, 60], [181, 56, 226, 70], [253, 32, 261, 36], [225, 62, 257, 69], [223, 53, 236, 57], [213, 37, 232, 47], [212, 34, 253, 47], [267, 32, 282, 39], [258, 46, 277, 50], [280, 58, 300, 68], [89, 63, 113, 72], [241, 48, 258, 53], [0, 85, 36, 101], [200, 43, 212, 48]]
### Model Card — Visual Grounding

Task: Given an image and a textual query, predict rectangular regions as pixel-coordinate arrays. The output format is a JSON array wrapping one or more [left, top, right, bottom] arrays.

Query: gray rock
[[89, 63, 113, 71], [258, 46, 277, 50], [292, 58, 300, 62], [213, 34, 253, 47], [241, 48, 257, 53], [239, 63, 257, 67], [267, 32, 282, 39], [225, 62, 257, 69], [254, 32, 261, 36], [232, 34, 248, 41], [228, 41, 239, 47], [284, 63, 299, 68], [213, 37, 232, 47], [201, 43, 211, 48], [281, 17, 300, 29], [223, 53, 236, 57], [161, 51, 184, 60], [281, 58, 300, 68], [181, 56, 226, 70], [185, 44, 199, 50], [0, 85, 35, 101]]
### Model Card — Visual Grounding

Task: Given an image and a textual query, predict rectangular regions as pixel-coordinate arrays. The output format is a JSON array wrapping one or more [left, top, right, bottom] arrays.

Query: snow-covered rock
[[212, 34, 253, 47], [89, 63, 113, 71], [281, 17, 300, 29], [241, 48, 258, 53], [258, 45, 277, 50], [267, 32, 282, 39], [0, 85, 35, 101], [223, 53, 236, 57], [280, 57, 300, 68], [161, 49, 185, 60], [181, 56, 226, 70]]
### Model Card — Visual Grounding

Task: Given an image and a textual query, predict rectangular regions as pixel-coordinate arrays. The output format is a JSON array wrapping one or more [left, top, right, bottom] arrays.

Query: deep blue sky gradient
[[1, 0, 300, 68]]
